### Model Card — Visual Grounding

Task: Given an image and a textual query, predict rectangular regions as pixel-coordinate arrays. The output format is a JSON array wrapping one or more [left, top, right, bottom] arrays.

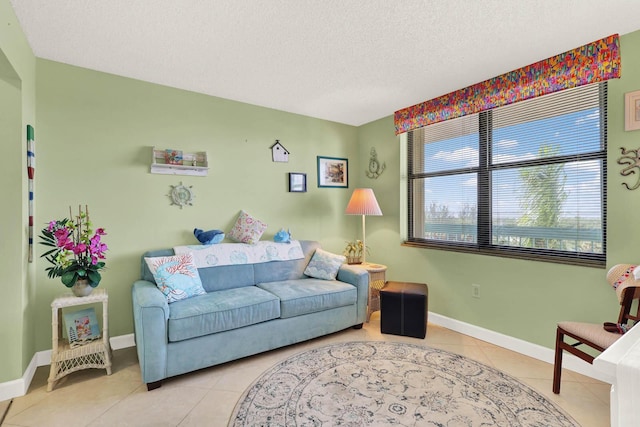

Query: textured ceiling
[[9, 1, 640, 126]]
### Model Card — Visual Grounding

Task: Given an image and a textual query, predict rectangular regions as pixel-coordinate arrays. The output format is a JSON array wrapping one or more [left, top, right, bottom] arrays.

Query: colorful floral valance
[[394, 34, 621, 135]]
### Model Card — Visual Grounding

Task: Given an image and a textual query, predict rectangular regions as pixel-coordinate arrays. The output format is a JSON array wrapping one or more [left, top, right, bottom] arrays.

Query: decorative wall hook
[[365, 147, 386, 179], [617, 147, 640, 190]]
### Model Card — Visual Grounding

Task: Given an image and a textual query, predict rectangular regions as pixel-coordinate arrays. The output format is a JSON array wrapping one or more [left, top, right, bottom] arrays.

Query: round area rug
[[229, 341, 579, 427]]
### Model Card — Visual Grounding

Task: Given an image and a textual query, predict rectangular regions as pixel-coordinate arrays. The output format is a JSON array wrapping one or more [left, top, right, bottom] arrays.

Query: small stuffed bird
[[274, 228, 291, 244], [193, 228, 225, 245]]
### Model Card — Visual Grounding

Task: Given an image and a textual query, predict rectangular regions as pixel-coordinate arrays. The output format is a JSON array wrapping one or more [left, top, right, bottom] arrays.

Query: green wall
[[33, 59, 362, 350], [359, 30, 640, 348], [0, 0, 36, 384]]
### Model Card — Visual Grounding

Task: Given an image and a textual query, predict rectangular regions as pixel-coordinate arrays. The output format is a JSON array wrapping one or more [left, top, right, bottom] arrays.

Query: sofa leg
[[353, 323, 363, 330], [147, 381, 162, 391]]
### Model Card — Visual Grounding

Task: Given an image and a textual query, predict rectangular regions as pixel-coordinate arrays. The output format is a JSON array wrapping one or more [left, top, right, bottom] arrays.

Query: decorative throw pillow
[[228, 210, 268, 244], [144, 253, 206, 303], [304, 248, 346, 280]]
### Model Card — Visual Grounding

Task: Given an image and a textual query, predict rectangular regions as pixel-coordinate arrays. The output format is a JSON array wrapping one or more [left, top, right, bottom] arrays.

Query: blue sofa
[[131, 240, 369, 390]]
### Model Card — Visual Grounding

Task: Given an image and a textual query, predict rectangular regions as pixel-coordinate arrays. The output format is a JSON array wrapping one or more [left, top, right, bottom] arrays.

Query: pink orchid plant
[[40, 205, 108, 288]]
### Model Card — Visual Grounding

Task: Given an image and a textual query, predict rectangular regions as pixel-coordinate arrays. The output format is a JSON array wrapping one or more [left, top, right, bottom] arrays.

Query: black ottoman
[[380, 281, 428, 339]]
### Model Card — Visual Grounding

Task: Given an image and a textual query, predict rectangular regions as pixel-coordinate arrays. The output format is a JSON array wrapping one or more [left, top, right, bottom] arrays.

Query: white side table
[[361, 262, 387, 322], [47, 288, 112, 391]]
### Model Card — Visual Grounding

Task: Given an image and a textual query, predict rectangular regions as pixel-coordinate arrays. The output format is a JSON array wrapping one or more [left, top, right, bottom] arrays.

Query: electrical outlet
[[472, 284, 480, 298]]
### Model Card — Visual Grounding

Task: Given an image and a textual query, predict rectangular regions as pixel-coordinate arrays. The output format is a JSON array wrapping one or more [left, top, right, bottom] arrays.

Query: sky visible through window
[[423, 107, 602, 222]]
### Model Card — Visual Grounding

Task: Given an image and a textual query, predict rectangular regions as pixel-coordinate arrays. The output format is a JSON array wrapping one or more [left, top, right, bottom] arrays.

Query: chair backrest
[[618, 286, 640, 326], [554, 280, 640, 394]]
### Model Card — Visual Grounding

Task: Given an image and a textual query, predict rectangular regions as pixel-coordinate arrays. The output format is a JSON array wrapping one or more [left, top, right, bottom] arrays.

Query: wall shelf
[[151, 146, 209, 176]]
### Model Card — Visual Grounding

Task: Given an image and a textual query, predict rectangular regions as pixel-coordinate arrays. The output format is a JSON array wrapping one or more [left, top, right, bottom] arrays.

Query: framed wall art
[[288, 172, 307, 192], [317, 156, 348, 188], [625, 90, 640, 131], [64, 307, 101, 348]]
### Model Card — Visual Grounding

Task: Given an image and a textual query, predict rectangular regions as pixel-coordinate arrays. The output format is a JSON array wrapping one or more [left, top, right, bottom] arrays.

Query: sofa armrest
[[337, 265, 369, 324], [132, 280, 169, 384]]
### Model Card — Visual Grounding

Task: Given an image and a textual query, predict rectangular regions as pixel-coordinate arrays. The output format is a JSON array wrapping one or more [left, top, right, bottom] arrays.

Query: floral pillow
[[144, 253, 206, 303], [304, 248, 346, 280], [228, 210, 268, 245]]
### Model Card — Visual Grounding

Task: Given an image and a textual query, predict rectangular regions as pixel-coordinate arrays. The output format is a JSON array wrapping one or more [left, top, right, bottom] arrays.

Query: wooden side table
[[361, 262, 387, 322], [47, 288, 112, 391]]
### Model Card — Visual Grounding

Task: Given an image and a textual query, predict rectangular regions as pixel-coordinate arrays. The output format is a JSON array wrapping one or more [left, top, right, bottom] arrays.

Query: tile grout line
[[0, 399, 12, 425]]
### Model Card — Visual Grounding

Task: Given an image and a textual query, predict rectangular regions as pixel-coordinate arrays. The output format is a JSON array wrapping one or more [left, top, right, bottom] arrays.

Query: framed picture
[[317, 156, 348, 188], [625, 90, 640, 131], [164, 149, 183, 165], [288, 172, 307, 192], [64, 307, 101, 348]]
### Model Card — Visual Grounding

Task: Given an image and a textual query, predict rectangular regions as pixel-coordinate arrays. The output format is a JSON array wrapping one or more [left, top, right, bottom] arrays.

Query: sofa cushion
[[304, 248, 346, 280], [228, 210, 267, 244], [254, 240, 320, 284], [144, 253, 207, 303], [198, 263, 256, 292], [167, 286, 280, 342], [141, 249, 174, 283], [257, 279, 356, 319]]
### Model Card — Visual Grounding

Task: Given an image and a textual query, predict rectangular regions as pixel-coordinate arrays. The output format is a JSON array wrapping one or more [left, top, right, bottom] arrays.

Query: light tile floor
[[3, 313, 610, 427]]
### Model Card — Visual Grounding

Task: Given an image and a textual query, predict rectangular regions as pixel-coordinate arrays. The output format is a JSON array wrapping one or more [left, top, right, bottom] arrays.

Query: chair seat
[[558, 321, 622, 349], [553, 277, 640, 394]]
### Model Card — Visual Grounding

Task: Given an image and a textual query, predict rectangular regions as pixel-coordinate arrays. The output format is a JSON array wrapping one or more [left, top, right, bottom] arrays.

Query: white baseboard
[[110, 333, 136, 351], [0, 318, 606, 402], [0, 334, 136, 402], [0, 355, 38, 403], [428, 312, 609, 383]]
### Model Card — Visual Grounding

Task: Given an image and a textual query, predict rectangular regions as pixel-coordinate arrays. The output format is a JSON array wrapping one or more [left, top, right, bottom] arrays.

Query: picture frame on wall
[[625, 90, 640, 131], [288, 172, 307, 192], [317, 156, 348, 188]]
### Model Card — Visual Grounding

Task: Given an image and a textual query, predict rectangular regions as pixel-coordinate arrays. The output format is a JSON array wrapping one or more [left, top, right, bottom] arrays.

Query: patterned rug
[[229, 341, 580, 426]]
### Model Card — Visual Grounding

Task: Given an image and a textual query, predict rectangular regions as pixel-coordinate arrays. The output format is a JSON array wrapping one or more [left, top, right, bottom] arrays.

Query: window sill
[[401, 241, 605, 269]]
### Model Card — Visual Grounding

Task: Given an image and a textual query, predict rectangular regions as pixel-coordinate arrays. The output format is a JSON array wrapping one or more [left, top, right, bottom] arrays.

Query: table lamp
[[345, 188, 382, 264]]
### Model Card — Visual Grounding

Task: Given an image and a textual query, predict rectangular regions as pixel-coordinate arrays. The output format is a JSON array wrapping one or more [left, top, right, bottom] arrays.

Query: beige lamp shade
[[345, 188, 382, 216]]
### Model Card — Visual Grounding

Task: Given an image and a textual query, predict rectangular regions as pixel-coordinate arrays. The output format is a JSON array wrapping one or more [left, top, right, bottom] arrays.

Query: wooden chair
[[553, 264, 640, 394]]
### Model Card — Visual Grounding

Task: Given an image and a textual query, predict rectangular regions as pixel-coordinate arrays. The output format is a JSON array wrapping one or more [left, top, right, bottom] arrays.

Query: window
[[407, 83, 607, 266]]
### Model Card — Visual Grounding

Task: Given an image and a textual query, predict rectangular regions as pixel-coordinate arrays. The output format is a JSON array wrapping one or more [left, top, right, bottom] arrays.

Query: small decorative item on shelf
[[39, 205, 108, 297], [343, 240, 367, 265], [165, 149, 183, 165]]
